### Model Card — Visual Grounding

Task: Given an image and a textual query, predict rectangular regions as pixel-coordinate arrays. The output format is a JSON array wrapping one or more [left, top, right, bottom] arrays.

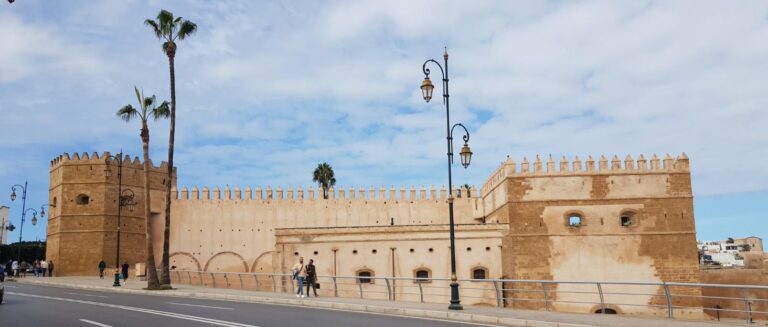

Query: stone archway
[[169, 251, 202, 271], [250, 251, 275, 273], [204, 251, 249, 272]]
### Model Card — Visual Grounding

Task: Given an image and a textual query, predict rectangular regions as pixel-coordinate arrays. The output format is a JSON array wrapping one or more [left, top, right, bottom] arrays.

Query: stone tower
[[47, 152, 173, 276], [480, 153, 701, 317]]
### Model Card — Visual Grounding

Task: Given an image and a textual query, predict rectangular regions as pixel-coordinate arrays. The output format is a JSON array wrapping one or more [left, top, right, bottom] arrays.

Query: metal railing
[[163, 270, 768, 325]]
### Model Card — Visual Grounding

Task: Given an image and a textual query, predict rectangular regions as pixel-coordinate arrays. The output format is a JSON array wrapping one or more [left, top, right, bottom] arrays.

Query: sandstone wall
[[482, 154, 701, 317], [47, 152, 170, 276], [700, 266, 768, 322]]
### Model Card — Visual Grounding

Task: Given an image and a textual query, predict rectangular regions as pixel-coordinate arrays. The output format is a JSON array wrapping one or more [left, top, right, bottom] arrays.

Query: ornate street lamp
[[104, 150, 137, 287], [421, 48, 472, 310], [10, 181, 46, 262]]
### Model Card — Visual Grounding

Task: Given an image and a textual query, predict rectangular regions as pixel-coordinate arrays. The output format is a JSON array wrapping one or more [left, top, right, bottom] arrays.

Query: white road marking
[[68, 292, 108, 298], [80, 319, 113, 327], [9, 292, 258, 327], [167, 302, 234, 310], [4, 285, 18, 288]]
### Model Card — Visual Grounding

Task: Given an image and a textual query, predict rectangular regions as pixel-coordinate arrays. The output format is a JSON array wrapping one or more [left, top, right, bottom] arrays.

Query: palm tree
[[312, 163, 336, 199], [116, 86, 169, 290], [145, 9, 197, 286]]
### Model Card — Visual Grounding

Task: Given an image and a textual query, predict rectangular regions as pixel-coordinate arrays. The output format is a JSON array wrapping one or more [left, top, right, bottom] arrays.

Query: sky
[[0, 0, 766, 244]]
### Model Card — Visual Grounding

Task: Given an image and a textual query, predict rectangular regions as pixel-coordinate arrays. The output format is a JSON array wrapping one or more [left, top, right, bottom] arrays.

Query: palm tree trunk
[[142, 124, 161, 289], [160, 53, 176, 286]]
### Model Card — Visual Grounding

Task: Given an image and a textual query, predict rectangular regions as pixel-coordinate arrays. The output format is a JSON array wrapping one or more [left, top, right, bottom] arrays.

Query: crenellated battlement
[[481, 153, 690, 196], [50, 151, 169, 171], [172, 184, 479, 202]]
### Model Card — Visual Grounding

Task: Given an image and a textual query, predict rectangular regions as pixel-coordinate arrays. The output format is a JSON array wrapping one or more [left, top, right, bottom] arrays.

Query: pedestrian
[[11, 260, 18, 277], [48, 260, 54, 277], [0, 263, 5, 282], [121, 262, 129, 284], [305, 259, 319, 297], [6, 260, 12, 277], [20, 261, 28, 278], [292, 257, 306, 298], [41, 259, 48, 277], [98, 260, 107, 279], [33, 260, 40, 277]]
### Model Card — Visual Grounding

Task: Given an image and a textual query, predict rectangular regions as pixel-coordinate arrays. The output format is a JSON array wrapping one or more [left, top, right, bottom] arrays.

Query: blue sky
[[0, 0, 766, 244]]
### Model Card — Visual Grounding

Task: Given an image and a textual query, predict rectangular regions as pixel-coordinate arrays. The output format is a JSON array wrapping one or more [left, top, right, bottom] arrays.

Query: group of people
[[2, 259, 54, 278], [98, 260, 130, 283], [292, 257, 319, 298]]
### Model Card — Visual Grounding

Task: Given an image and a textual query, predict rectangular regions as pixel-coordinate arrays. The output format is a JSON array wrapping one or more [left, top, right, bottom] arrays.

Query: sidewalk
[[11, 277, 734, 327]]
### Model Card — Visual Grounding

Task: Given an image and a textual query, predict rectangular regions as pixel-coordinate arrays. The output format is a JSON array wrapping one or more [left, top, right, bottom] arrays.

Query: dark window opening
[[415, 269, 430, 282], [473, 268, 487, 280], [567, 214, 582, 227], [621, 211, 635, 227], [595, 308, 617, 314], [357, 271, 372, 284], [76, 194, 89, 205]]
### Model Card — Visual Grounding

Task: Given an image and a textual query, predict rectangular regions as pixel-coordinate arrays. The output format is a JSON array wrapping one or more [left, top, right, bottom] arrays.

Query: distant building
[[0, 206, 8, 245], [696, 237, 763, 267]]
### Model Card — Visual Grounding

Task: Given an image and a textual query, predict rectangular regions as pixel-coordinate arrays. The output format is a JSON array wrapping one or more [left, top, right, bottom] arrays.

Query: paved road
[[0, 283, 496, 327]]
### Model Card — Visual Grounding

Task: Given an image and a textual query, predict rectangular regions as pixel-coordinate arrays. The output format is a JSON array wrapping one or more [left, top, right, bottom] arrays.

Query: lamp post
[[421, 48, 473, 311], [104, 151, 137, 287], [10, 181, 46, 262]]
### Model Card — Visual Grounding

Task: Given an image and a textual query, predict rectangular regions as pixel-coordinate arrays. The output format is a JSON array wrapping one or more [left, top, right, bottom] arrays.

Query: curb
[[12, 279, 594, 327]]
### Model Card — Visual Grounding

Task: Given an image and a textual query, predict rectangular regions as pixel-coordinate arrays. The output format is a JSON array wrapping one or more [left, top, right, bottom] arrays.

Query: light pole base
[[449, 281, 463, 310], [113, 272, 121, 287]]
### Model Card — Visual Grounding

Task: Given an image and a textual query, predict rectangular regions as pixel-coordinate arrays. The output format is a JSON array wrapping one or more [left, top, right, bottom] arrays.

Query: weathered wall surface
[[481, 154, 701, 317], [275, 224, 505, 305], [161, 185, 482, 276], [47, 152, 170, 276], [700, 267, 768, 321]]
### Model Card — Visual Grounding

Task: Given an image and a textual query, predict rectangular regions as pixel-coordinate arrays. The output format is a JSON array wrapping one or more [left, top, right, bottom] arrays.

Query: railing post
[[198, 271, 203, 286], [238, 273, 243, 289], [596, 282, 606, 314], [254, 274, 260, 290], [211, 272, 216, 288], [224, 273, 230, 287], [743, 288, 751, 325], [271, 273, 277, 292], [385, 278, 392, 301], [175, 270, 180, 282], [333, 277, 338, 297], [358, 279, 364, 299], [418, 282, 424, 303], [290, 275, 295, 294], [541, 282, 549, 311], [187, 271, 192, 285], [663, 282, 673, 319], [493, 280, 502, 308]]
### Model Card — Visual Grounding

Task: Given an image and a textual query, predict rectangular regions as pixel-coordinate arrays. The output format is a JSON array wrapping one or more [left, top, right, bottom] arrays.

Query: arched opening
[[76, 194, 90, 205], [357, 270, 374, 284], [472, 267, 488, 280], [565, 212, 583, 227], [620, 210, 636, 227], [414, 268, 431, 283], [595, 308, 617, 314]]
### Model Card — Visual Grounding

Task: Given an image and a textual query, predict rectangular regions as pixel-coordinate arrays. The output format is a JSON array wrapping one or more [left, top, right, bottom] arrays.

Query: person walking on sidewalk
[[98, 260, 107, 279], [292, 257, 306, 298], [305, 259, 319, 297], [48, 260, 54, 277], [41, 259, 48, 277], [11, 260, 18, 277], [121, 262, 129, 284]]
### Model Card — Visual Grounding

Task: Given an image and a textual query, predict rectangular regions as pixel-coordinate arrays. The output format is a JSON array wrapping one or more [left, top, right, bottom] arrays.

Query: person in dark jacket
[[121, 262, 129, 282], [48, 261, 54, 277], [98, 260, 107, 279], [305, 259, 319, 297]]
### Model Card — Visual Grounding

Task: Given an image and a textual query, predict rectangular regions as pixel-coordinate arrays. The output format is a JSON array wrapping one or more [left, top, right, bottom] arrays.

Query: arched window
[[566, 213, 583, 227], [76, 194, 90, 205], [620, 211, 636, 227], [472, 267, 488, 280], [357, 270, 374, 284], [414, 268, 431, 283]]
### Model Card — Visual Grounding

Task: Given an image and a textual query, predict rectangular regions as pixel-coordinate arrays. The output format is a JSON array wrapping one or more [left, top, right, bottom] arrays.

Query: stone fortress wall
[[48, 151, 702, 315]]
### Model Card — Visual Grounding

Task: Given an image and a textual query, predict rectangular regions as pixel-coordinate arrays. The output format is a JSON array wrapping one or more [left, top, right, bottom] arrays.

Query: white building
[[697, 238, 748, 267], [0, 206, 8, 245]]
